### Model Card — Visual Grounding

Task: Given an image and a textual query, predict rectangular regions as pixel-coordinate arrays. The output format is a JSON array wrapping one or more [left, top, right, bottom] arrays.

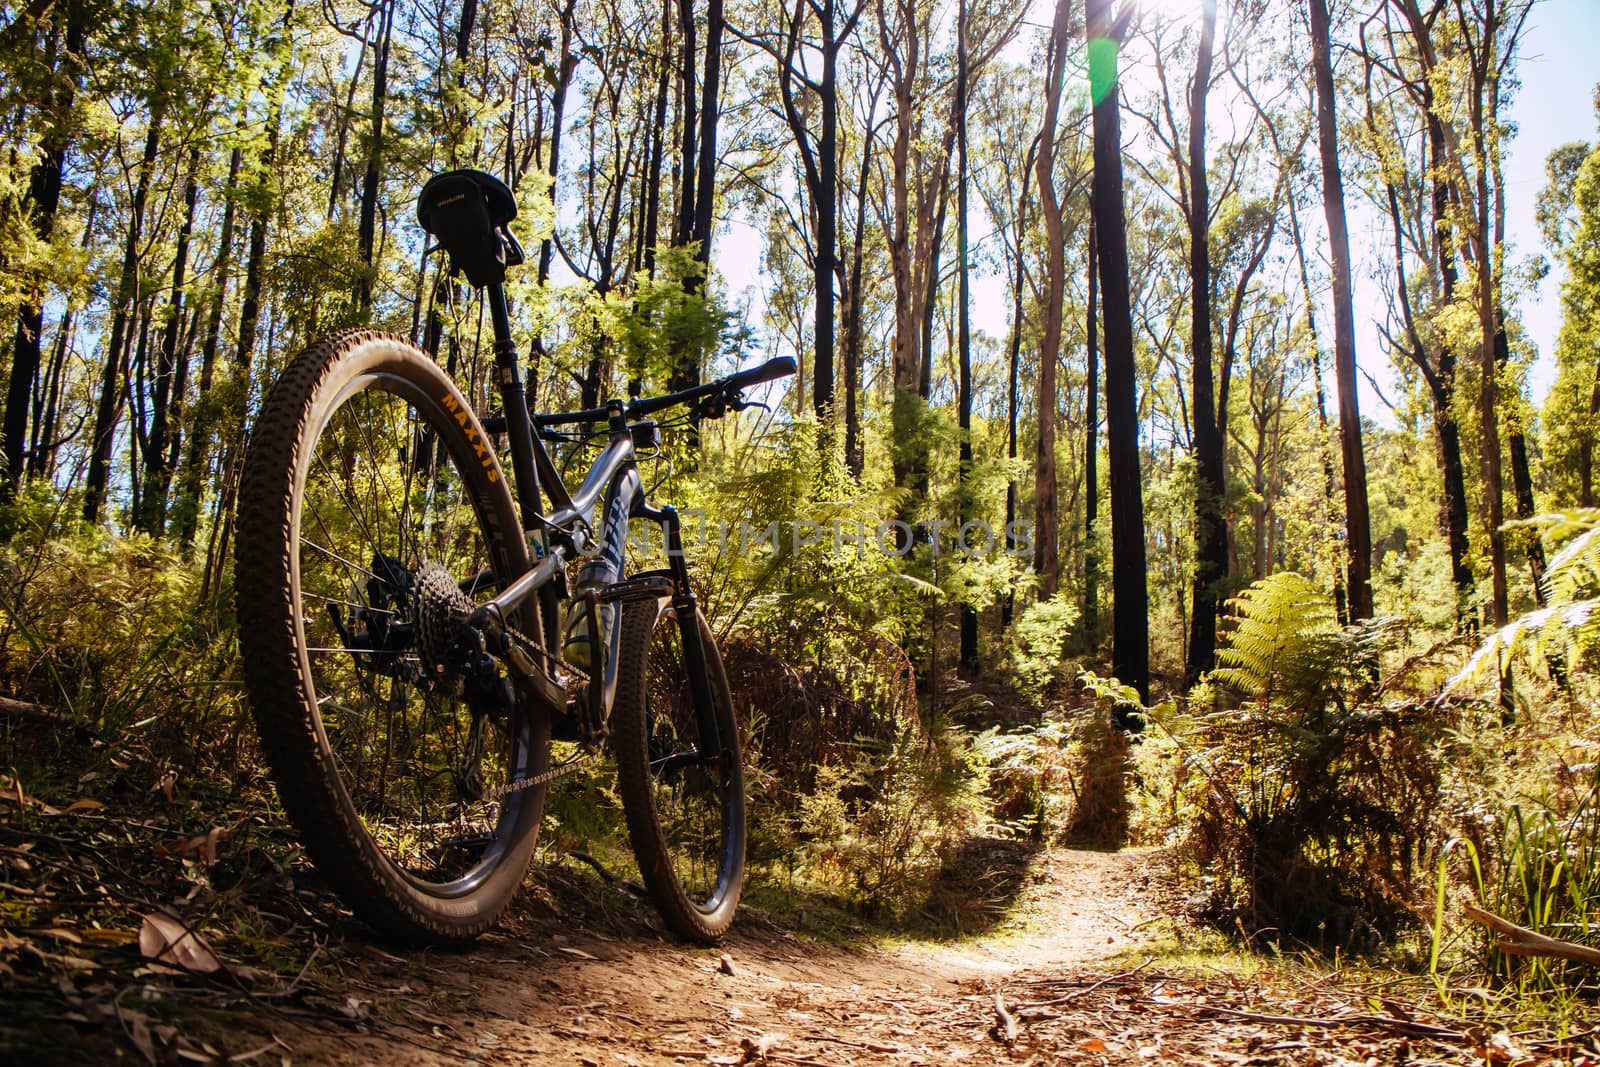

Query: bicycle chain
[[484, 620, 598, 800], [484, 749, 597, 799]]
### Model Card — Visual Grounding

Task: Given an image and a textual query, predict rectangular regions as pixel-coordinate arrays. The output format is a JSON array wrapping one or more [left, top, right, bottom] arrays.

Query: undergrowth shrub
[[1446, 510, 1600, 991], [977, 716, 1078, 841], [1150, 573, 1454, 950], [978, 692, 1132, 848], [0, 521, 242, 744], [1005, 594, 1080, 704], [793, 715, 984, 917]]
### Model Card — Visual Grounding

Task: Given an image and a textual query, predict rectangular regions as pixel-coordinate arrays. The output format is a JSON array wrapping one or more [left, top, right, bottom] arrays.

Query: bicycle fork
[[641, 504, 727, 767]]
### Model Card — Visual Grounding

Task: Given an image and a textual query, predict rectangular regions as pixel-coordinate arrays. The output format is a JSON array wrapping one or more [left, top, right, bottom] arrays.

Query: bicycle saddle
[[417, 169, 522, 288]]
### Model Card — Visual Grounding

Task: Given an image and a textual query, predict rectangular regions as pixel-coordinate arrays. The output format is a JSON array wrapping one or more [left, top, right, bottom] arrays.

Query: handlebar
[[527, 356, 797, 428]]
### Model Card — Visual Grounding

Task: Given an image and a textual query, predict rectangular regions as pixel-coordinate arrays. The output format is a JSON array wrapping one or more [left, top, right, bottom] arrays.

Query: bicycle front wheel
[[236, 329, 549, 942], [612, 599, 746, 942]]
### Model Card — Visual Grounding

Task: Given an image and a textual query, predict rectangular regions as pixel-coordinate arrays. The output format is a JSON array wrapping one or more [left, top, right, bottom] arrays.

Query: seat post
[[486, 281, 543, 532]]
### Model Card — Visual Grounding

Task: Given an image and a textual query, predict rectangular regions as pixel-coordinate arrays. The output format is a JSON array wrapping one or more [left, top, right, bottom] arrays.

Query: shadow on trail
[[921, 835, 1044, 937]]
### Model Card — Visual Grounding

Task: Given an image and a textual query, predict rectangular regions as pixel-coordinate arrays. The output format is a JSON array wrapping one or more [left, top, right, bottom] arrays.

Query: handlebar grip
[[727, 356, 797, 392]]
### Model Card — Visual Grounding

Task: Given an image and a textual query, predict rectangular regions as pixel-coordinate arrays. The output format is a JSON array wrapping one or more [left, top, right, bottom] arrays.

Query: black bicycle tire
[[235, 329, 549, 942], [612, 599, 746, 942]]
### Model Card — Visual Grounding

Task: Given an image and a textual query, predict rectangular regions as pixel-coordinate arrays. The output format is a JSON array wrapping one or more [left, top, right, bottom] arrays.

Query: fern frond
[[1213, 572, 1337, 700], [1448, 599, 1600, 694]]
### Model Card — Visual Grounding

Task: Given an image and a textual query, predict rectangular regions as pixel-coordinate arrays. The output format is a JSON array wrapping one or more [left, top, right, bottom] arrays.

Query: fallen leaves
[[138, 912, 223, 975], [177, 826, 227, 867]]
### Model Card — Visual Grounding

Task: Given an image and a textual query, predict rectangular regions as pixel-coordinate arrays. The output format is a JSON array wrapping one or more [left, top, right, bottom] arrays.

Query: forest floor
[[2, 727, 1595, 1065]]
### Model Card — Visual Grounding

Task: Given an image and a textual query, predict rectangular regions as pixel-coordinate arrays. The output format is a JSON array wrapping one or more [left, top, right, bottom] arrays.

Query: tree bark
[[207, 1, 294, 595], [956, 0, 978, 673], [3, 1, 81, 515], [776, 0, 861, 422], [527, 0, 578, 405], [1032, 0, 1071, 600], [642, 0, 672, 274], [674, 0, 698, 248], [1002, 139, 1036, 632], [355, 0, 396, 317], [1084, 216, 1100, 646], [1185, 0, 1222, 684], [1088, 0, 1149, 701], [136, 146, 201, 536], [175, 145, 242, 552], [84, 104, 164, 524], [840, 85, 877, 479], [1307, 0, 1373, 620]]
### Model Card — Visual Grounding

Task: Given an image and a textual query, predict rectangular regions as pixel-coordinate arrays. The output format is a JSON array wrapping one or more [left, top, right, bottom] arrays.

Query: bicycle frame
[[464, 282, 720, 751]]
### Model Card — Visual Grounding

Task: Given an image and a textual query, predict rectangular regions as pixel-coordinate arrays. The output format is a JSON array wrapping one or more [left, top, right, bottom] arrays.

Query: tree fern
[[1169, 572, 1437, 947], [1212, 572, 1341, 704], [1450, 510, 1600, 692]]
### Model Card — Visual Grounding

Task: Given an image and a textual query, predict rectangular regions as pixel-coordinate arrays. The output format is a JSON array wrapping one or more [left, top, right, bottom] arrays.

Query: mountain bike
[[235, 168, 792, 944]]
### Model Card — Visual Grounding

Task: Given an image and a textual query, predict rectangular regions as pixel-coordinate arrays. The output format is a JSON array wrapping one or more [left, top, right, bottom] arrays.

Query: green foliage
[[1477, 785, 1600, 992], [1539, 118, 1600, 507], [1006, 594, 1079, 703], [1151, 574, 1451, 949], [975, 717, 1079, 842], [0, 509, 241, 742], [788, 715, 985, 918], [1450, 510, 1600, 688], [590, 246, 731, 394], [1211, 572, 1348, 705]]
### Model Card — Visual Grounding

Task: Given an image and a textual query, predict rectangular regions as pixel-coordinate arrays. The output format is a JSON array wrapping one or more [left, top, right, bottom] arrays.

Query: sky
[[1472, 0, 1599, 400], [711, 0, 1600, 424]]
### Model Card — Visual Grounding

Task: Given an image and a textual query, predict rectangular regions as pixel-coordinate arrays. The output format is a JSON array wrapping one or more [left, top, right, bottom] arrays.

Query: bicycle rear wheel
[[612, 599, 746, 942], [236, 329, 549, 942]]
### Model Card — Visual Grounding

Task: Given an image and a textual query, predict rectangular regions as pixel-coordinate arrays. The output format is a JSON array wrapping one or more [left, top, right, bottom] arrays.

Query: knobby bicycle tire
[[612, 599, 746, 942], [236, 330, 550, 942]]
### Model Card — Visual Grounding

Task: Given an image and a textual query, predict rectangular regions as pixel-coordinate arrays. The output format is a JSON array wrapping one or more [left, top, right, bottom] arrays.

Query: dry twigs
[[0, 694, 64, 725], [990, 991, 1018, 1046], [1194, 1003, 1469, 1042], [1463, 903, 1600, 966]]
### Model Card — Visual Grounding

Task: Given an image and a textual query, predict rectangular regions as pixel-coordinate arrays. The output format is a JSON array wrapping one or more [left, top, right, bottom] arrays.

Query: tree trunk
[[527, 0, 577, 406], [1428, 117, 1475, 619], [1497, 323, 1545, 601], [84, 104, 164, 524], [841, 90, 876, 479], [136, 146, 201, 536], [325, 27, 367, 221], [1084, 216, 1100, 646], [1583, 357, 1600, 507], [1002, 141, 1036, 632], [642, 0, 672, 274], [813, 0, 839, 419], [356, 0, 396, 317], [956, 0, 978, 673], [175, 145, 242, 552], [3, 2, 81, 514], [692, 0, 723, 266], [208, 4, 293, 593], [1032, 0, 1071, 600], [674, 0, 698, 248], [1185, 0, 1222, 684], [1088, 0, 1149, 701], [29, 305, 72, 481], [1307, 0, 1373, 621]]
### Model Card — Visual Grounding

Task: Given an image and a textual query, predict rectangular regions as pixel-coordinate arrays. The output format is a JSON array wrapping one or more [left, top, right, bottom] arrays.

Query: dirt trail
[[3, 836, 1544, 1064], [266, 850, 1157, 1066]]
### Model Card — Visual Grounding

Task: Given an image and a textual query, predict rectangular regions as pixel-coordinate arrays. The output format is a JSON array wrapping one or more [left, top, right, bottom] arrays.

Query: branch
[[1464, 903, 1600, 966], [0, 695, 66, 726]]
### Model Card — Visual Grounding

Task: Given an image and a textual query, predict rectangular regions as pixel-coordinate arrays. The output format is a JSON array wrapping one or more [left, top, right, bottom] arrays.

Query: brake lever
[[728, 395, 769, 413]]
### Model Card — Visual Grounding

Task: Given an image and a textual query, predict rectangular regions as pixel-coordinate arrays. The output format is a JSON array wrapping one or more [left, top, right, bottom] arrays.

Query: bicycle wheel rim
[[288, 368, 535, 900]]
